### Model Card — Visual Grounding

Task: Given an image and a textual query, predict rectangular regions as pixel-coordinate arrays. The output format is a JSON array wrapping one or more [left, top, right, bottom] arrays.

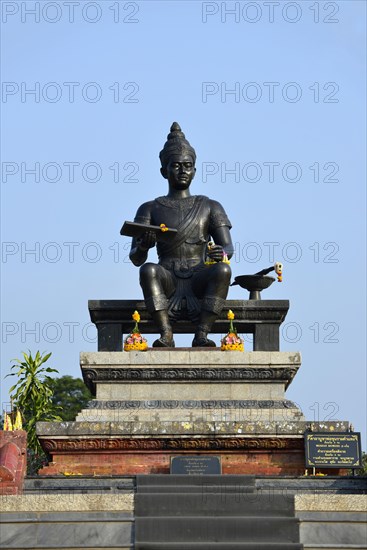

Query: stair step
[[136, 475, 256, 488], [24, 476, 134, 493], [135, 516, 300, 543], [136, 484, 256, 494], [135, 492, 295, 516], [135, 544, 304, 550], [25, 485, 112, 495]]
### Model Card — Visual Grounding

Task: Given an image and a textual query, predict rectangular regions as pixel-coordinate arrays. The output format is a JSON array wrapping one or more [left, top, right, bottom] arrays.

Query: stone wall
[[0, 494, 134, 549], [296, 494, 367, 550]]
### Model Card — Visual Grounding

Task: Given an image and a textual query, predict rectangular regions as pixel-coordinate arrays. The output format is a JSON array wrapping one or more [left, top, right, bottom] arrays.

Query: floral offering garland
[[205, 240, 231, 266], [221, 309, 244, 352], [124, 310, 148, 351]]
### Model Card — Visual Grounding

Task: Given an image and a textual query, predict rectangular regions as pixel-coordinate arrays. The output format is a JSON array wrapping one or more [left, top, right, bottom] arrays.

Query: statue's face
[[162, 154, 196, 190]]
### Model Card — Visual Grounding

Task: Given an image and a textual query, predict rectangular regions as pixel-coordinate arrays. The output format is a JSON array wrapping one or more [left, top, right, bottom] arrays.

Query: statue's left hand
[[207, 244, 225, 262]]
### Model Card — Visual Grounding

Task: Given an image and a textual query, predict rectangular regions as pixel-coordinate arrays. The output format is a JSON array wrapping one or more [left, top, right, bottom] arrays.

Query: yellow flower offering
[[132, 310, 140, 323], [221, 310, 244, 352], [221, 339, 244, 352], [124, 310, 148, 351], [205, 240, 231, 265], [222, 252, 230, 264], [124, 334, 149, 351], [160, 223, 168, 232]]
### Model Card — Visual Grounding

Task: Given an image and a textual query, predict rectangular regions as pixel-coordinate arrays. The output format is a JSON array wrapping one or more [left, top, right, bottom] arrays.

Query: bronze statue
[[128, 122, 234, 347]]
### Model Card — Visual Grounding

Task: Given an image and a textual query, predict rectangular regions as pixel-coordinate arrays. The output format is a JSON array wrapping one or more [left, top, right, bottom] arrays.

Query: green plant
[[49, 376, 92, 421], [6, 350, 62, 454]]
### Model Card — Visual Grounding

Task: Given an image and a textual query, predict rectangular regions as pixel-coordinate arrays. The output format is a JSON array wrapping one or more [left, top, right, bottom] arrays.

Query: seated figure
[[129, 122, 234, 348]]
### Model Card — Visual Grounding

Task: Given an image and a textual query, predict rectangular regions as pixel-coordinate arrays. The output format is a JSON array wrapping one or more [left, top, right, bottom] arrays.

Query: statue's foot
[[192, 336, 216, 347], [153, 335, 175, 348]]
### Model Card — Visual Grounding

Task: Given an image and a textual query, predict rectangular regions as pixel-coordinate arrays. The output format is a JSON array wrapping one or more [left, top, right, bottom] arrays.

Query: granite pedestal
[[37, 351, 350, 476]]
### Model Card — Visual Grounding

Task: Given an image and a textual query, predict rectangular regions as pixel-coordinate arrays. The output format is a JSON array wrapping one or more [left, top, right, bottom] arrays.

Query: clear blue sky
[[1, 1, 366, 444]]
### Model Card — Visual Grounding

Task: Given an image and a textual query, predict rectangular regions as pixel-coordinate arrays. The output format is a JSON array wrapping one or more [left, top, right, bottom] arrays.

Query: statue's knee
[[216, 262, 232, 281], [139, 262, 159, 283]]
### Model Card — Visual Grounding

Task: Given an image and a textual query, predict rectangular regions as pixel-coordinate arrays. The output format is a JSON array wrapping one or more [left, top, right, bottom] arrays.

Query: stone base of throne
[[37, 351, 350, 476], [37, 434, 310, 476]]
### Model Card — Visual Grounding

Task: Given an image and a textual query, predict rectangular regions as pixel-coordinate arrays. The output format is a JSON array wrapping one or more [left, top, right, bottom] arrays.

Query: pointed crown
[[159, 122, 196, 168]]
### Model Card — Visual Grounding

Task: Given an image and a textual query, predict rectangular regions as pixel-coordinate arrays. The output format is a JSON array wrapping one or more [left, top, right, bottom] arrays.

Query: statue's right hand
[[136, 231, 156, 251]]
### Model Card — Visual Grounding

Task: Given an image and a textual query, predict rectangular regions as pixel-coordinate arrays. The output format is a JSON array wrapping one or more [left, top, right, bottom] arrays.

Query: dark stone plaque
[[305, 432, 362, 468], [171, 456, 221, 475]]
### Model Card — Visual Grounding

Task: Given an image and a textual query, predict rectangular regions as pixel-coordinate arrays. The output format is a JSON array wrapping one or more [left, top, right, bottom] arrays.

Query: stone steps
[[24, 475, 134, 494], [136, 474, 256, 485], [136, 493, 296, 516], [135, 516, 302, 542], [135, 545, 304, 550], [256, 477, 367, 495], [304, 547, 367, 549], [134, 475, 303, 549], [3, 476, 365, 549], [135, 484, 257, 494], [23, 475, 367, 499], [23, 475, 367, 496]]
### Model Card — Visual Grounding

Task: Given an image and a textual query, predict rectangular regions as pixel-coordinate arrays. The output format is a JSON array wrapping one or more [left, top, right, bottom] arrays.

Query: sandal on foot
[[153, 336, 175, 348], [192, 337, 216, 347]]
